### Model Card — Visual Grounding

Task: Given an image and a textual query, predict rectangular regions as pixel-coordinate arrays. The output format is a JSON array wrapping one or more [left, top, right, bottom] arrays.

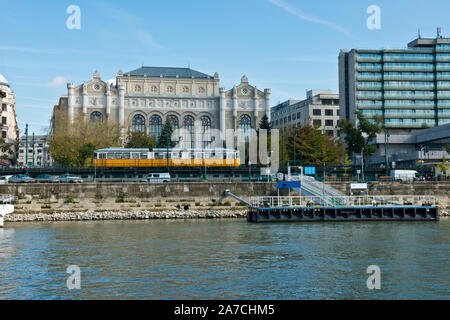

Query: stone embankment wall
[[0, 182, 277, 214], [5, 210, 248, 222], [1, 182, 449, 219]]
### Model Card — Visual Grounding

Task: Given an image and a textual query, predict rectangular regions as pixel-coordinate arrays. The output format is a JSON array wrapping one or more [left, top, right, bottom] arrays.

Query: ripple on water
[[0, 219, 449, 299]]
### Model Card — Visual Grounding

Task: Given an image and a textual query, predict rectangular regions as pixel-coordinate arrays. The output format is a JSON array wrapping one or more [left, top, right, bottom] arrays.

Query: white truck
[[390, 170, 418, 182]]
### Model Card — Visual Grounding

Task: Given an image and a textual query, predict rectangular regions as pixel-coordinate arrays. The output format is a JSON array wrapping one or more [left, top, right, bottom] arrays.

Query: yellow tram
[[93, 148, 241, 168]]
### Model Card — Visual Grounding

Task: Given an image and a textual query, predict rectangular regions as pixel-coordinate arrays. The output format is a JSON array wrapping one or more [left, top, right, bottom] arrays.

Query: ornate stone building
[[0, 74, 19, 166], [52, 67, 271, 148]]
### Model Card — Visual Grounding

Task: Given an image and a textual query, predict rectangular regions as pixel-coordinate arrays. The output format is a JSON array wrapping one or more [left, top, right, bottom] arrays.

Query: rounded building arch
[[238, 113, 252, 142], [90, 111, 103, 121], [149, 114, 163, 138], [131, 114, 146, 133]]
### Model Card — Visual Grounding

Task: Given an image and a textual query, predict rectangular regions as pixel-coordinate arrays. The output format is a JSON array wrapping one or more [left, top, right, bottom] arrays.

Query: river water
[[0, 218, 448, 300]]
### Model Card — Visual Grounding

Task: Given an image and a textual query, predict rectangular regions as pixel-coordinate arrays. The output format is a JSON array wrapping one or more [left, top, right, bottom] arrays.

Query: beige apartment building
[[0, 74, 19, 166], [271, 90, 340, 136]]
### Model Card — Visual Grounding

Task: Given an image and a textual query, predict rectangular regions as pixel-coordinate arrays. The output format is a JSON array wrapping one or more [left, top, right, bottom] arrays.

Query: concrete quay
[[0, 181, 449, 217]]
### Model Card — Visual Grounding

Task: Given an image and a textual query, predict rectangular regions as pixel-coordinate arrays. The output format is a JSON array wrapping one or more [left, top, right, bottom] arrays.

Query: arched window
[[200, 116, 212, 148], [183, 115, 195, 149], [149, 115, 162, 138], [90, 111, 103, 121], [167, 115, 179, 142], [239, 114, 252, 142], [167, 115, 179, 130], [131, 114, 146, 133]]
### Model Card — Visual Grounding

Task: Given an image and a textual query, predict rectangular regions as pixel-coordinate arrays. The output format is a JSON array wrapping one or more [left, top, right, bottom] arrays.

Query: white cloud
[[268, 0, 350, 36], [48, 76, 67, 87]]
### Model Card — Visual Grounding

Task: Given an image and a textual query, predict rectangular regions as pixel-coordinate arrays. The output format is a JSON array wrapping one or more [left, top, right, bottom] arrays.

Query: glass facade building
[[339, 36, 450, 131]]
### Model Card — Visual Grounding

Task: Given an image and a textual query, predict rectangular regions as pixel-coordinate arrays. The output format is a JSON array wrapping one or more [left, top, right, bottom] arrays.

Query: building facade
[[17, 135, 54, 168], [0, 74, 19, 166], [339, 34, 450, 132], [53, 67, 271, 148], [271, 90, 340, 136], [367, 123, 450, 168]]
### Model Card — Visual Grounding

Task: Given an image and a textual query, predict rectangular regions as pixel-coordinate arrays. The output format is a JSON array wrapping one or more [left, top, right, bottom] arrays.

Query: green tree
[[286, 125, 344, 166], [77, 143, 96, 167], [258, 114, 272, 135], [342, 153, 352, 175], [49, 110, 122, 167], [157, 121, 176, 149], [438, 156, 449, 175], [337, 111, 382, 157], [444, 144, 450, 154], [125, 132, 156, 149], [0, 137, 15, 165]]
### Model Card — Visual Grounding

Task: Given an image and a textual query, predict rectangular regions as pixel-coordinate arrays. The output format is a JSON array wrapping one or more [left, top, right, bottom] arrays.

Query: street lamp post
[[248, 161, 251, 181], [293, 127, 297, 166], [361, 147, 365, 182], [204, 149, 207, 180], [384, 127, 390, 176], [32, 132, 35, 168], [25, 124, 28, 174], [322, 162, 326, 201]]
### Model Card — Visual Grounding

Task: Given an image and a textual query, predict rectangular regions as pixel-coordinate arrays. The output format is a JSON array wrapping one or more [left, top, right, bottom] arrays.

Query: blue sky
[[1, 0, 450, 135]]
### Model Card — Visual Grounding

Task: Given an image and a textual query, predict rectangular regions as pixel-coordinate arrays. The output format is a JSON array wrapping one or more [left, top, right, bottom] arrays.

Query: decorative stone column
[[219, 87, 226, 137], [82, 82, 88, 118], [118, 85, 125, 127], [67, 83, 75, 123], [105, 84, 111, 120], [232, 86, 238, 128], [264, 88, 271, 122], [253, 86, 259, 125]]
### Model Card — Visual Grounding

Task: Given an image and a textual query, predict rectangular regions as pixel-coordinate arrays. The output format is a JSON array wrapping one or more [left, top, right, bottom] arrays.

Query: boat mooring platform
[[247, 195, 439, 222], [224, 191, 439, 223]]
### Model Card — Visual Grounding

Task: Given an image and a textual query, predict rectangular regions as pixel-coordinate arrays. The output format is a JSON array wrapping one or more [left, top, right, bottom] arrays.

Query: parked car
[[35, 174, 58, 183], [8, 174, 35, 183], [57, 174, 84, 183], [252, 174, 277, 182], [140, 173, 171, 183], [0, 175, 13, 184]]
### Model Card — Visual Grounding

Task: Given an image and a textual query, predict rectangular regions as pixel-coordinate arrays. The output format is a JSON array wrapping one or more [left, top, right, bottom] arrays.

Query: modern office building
[[17, 135, 54, 168], [0, 73, 19, 166], [339, 31, 450, 132], [271, 90, 340, 136], [367, 123, 450, 170]]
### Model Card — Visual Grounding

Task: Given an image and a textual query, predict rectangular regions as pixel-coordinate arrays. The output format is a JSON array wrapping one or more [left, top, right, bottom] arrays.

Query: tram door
[[131, 152, 141, 167]]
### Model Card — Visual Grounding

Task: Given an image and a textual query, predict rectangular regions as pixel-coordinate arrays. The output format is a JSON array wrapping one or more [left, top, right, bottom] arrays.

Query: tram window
[[123, 153, 131, 159], [107, 153, 115, 159], [140, 153, 147, 159]]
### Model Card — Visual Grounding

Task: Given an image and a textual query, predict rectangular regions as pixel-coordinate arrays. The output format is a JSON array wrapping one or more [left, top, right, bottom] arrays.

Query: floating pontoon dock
[[225, 190, 439, 222]]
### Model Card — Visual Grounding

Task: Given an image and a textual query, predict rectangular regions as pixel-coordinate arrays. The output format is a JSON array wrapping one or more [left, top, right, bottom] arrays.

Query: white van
[[0, 175, 13, 184], [390, 170, 418, 182], [141, 173, 171, 183]]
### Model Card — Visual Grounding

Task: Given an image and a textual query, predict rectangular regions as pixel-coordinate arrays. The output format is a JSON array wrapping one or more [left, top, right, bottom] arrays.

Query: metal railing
[[250, 195, 436, 208], [0, 194, 18, 204]]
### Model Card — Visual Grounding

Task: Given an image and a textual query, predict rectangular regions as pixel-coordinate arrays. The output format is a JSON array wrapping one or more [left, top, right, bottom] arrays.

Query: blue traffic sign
[[277, 181, 301, 189], [304, 167, 316, 175]]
